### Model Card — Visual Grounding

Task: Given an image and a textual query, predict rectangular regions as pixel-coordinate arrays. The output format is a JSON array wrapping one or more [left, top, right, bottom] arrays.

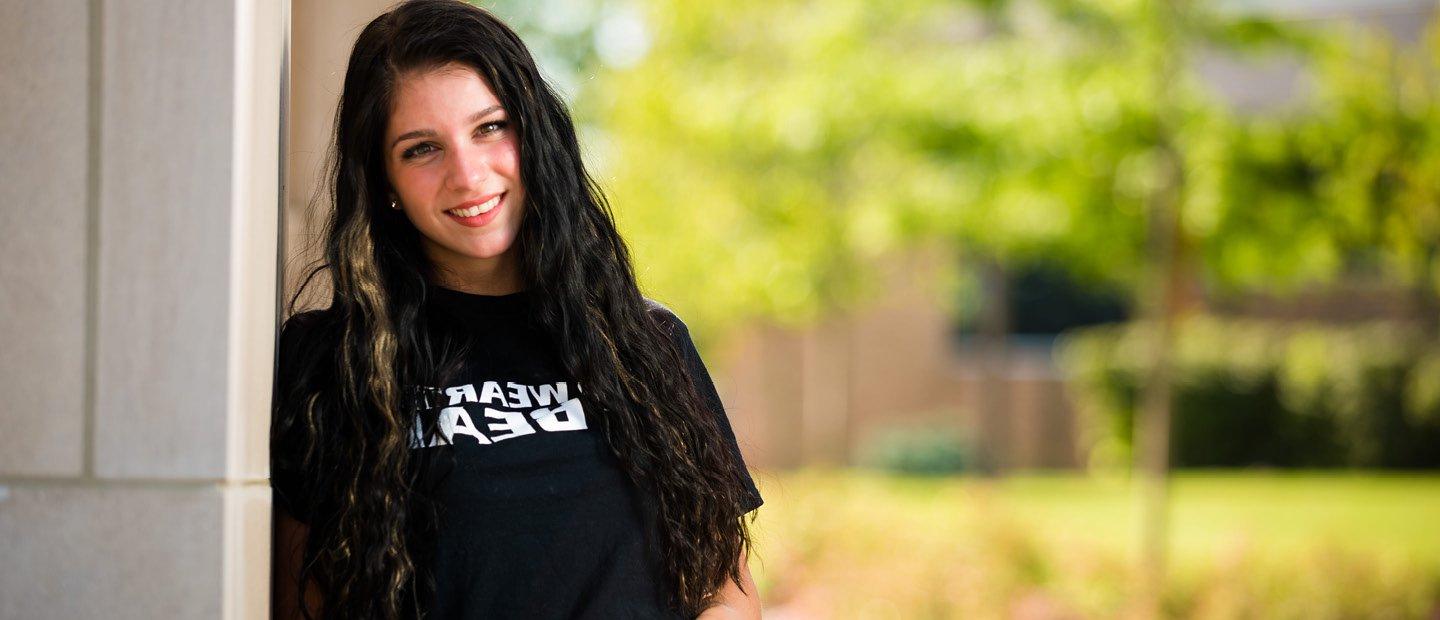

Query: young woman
[[269, 1, 764, 618]]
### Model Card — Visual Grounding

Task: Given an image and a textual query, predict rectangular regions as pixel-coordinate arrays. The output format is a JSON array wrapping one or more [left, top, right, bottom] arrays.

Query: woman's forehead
[[397, 63, 497, 103], [388, 64, 503, 131]]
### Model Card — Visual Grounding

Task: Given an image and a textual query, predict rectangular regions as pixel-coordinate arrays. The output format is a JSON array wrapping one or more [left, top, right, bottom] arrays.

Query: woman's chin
[[421, 237, 519, 269]]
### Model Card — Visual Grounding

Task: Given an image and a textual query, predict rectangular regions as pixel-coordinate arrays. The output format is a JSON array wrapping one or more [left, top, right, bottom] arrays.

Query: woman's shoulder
[[279, 307, 340, 346], [644, 298, 711, 366], [646, 298, 705, 355], [276, 307, 343, 378], [281, 305, 338, 330], [643, 297, 686, 333]]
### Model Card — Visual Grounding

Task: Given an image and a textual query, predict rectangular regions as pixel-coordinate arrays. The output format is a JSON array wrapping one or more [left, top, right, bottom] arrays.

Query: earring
[[390, 199, 400, 210]]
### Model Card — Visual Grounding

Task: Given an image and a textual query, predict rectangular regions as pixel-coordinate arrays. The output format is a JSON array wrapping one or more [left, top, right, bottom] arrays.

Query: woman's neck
[[427, 251, 524, 296]]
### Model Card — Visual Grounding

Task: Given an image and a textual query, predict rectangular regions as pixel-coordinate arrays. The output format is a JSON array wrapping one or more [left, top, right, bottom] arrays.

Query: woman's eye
[[401, 143, 435, 159], [478, 120, 508, 135]]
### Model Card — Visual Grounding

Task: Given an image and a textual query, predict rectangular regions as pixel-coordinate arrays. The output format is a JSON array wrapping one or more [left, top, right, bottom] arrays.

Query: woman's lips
[[445, 192, 504, 228]]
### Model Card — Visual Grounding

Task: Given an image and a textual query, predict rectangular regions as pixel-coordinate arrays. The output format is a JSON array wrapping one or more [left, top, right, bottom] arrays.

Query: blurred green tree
[[587, 0, 1438, 337]]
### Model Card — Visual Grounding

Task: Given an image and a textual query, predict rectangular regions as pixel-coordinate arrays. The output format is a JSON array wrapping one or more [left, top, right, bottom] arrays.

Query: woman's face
[[383, 62, 526, 284]]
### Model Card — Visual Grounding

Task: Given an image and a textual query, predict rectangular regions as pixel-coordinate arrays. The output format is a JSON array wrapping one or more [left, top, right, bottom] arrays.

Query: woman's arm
[[697, 546, 762, 620], [273, 509, 324, 620]]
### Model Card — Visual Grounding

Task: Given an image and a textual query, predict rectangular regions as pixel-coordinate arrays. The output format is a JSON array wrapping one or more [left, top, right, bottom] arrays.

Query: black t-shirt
[[270, 286, 762, 619]]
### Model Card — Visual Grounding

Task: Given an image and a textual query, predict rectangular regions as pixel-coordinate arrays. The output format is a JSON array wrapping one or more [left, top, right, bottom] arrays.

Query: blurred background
[[0, 0, 1436, 618], [449, 0, 1440, 617]]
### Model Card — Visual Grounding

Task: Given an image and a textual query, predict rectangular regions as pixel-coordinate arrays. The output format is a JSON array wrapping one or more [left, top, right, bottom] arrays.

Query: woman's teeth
[[447, 194, 501, 217]]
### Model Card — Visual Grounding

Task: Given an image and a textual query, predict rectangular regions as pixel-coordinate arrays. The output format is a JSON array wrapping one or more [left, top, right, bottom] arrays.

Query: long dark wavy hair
[[273, 1, 757, 618]]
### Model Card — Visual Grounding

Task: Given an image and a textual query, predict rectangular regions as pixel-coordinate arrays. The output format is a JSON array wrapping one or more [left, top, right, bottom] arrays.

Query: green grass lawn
[[992, 471, 1440, 566], [746, 469, 1440, 618]]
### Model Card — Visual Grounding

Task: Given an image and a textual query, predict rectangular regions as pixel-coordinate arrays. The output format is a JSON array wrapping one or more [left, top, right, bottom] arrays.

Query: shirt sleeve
[[269, 310, 329, 525], [647, 300, 764, 516]]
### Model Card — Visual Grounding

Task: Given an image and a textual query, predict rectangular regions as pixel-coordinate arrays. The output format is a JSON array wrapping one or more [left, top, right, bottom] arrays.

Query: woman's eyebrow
[[390, 105, 505, 150]]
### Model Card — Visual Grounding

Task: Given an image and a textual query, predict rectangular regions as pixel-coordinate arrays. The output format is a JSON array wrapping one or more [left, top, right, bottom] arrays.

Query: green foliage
[[1197, 21, 1440, 296], [858, 426, 976, 475], [594, 0, 930, 338], [1056, 316, 1440, 468], [588, 0, 1440, 341]]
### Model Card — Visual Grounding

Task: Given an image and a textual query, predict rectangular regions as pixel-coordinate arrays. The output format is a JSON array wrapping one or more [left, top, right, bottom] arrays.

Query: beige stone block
[[223, 482, 272, 620], [0, 484, 223, 619], [0, 0, 89, 476], [94, 0, 236, 479]]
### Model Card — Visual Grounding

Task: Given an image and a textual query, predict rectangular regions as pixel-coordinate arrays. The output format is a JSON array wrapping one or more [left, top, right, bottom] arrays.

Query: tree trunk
[[978, 257, 1011, 476], [1137, 164, 1183, 616], [1136, 0, 1190, 616]]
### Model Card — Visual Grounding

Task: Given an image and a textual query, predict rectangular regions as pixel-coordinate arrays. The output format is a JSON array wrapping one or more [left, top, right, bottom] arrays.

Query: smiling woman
[[270, 1, 763, 619], [384, 66, 527, 294]]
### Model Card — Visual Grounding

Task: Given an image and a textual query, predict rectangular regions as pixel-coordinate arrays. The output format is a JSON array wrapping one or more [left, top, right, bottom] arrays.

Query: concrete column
[[0, 1, 287, 618]]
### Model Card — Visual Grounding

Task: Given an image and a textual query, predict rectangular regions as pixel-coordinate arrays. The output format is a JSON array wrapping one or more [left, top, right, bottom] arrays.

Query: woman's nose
[[445, 143, 488, 192]]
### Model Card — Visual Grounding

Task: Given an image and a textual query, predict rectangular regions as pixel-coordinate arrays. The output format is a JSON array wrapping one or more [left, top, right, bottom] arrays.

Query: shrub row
[[1055, 316, 1440, 468]]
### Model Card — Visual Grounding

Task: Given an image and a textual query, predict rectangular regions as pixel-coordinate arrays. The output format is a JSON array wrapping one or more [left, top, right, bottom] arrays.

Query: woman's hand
[[696, 547, 762, 619]]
